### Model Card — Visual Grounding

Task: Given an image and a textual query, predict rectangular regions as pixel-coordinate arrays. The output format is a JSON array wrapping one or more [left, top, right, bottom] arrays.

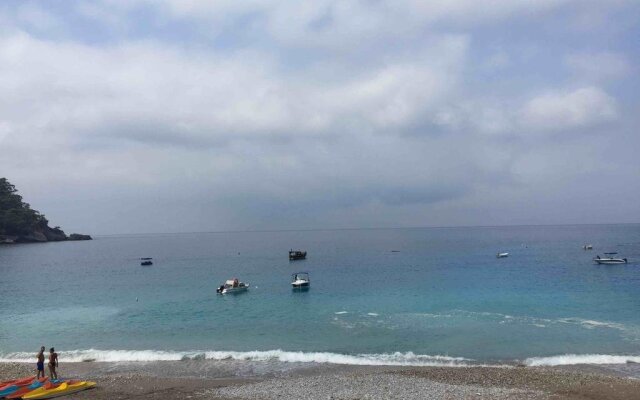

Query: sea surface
[[1, 225, 639, 369]]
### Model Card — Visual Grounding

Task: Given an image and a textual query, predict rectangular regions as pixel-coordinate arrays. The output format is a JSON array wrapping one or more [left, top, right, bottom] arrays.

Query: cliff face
[[0, 220, 92, 244], [0, 178, 92, 244], [9, 220, 68, 243]]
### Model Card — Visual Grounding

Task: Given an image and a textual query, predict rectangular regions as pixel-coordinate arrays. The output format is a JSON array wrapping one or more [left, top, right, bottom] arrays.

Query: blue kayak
[[0, 383, 20, 397], [0, 379, 46, 398], [0, 384, 20, 397]]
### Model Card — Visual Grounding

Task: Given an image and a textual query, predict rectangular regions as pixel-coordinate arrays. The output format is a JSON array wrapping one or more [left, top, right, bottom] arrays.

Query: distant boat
[[140, 257, 153, 266], [289, 250, 307, 260], [216, 278, 249, 294], [593, 253, 627, 265], [496, 252, 509, 258], [291, 272, 310, 289], [583, 244, 593, 250]]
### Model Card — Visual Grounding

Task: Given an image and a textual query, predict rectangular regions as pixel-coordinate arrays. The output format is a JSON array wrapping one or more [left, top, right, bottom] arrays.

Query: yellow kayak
[[22, 381, 96, 399]]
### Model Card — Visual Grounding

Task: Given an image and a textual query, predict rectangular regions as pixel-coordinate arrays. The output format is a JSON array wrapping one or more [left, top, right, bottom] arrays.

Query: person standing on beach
[[48, 348, 58, 380], [36, 346, 45, 378]]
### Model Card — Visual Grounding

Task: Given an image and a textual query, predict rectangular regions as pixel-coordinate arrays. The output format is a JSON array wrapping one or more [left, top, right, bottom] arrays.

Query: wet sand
[[2, 361, 639, 399]]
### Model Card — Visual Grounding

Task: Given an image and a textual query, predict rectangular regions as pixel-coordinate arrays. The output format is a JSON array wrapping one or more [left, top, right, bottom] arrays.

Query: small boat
[[0, 381, 31, 398], [22, 381, 95, 400], [593, 253, 628, 265], [0, 376, 36, 392], [291, 272, 310, 289], [0, 377, 49, 398], [1, 376, 36, 388], [583, 244, 593, 250], [496, 252, 509, 258], [216, 278, 249, 294], [140, 257, 153, 266], [289, 250, 307, 260], [5, 378, 49, 399]]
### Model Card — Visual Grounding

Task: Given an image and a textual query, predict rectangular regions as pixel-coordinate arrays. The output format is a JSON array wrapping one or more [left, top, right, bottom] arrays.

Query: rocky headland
[[0, 177, 92, 244]]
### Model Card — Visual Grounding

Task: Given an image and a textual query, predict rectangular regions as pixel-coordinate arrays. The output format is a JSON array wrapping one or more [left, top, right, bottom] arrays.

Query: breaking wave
[[0, 349, 474, 367], [4, 349, 639, 367], [525, 354, 640, 366]]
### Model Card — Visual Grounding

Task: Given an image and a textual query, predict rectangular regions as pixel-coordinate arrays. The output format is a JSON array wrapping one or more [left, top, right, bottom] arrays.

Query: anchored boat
[[217, 278, 249, 294], [593, 253, 627, 265], [289, 250, 307, 260], [496, 252, 509, 258], [140, 257, 153, 266], [291, 272, 310, 289]]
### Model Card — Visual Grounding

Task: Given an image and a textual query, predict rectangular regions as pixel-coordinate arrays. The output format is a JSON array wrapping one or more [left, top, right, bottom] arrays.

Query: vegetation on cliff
[[0, 178, 45, 235], [0, 178, 91, 243]]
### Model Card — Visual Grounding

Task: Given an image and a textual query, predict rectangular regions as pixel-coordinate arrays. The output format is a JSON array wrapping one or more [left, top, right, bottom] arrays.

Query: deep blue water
[[1, 225, 639, 366]]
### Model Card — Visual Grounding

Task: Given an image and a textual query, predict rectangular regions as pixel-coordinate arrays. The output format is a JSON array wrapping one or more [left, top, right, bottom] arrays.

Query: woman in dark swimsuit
[[48, 348, 58, 380]]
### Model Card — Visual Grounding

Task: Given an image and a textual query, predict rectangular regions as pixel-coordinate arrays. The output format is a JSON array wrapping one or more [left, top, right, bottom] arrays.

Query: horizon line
[[90, 221, 640, 237]]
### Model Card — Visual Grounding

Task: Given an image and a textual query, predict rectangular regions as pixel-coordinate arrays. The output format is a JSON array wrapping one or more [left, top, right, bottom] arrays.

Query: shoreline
[[3, 348, 639, 367], [2, 360, 639, 399]]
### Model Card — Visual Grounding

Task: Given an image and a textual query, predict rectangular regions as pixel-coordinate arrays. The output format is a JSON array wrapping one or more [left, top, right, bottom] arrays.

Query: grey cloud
[[0, 1, 638, 234]]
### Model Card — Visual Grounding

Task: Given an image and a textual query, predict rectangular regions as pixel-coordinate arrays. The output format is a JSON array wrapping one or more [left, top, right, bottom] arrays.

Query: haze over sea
[[1, 224, 639, 370]]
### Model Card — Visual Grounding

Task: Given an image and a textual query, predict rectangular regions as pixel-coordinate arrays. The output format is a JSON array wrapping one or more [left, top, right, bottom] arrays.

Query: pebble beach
[[2, 361, 640, 399]]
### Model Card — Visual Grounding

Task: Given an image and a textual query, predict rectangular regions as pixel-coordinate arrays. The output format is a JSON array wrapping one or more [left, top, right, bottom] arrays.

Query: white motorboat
[[291, 272, 310, 289], [583, 244, 593, 250], [496, 252, 509, 258], [593, 253, 627, 265], [217, 278, 249, 294]]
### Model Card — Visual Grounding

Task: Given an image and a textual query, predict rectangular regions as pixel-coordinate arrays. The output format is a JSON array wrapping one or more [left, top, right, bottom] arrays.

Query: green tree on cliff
[[0, 178, 47, 235]]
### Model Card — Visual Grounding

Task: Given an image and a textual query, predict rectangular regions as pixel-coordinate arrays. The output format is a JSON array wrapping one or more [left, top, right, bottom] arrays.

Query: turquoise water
[[1, 225, 639, 367]]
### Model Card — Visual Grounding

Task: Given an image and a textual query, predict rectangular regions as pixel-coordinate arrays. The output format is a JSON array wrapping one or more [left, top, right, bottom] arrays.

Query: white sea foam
[[0, 349, 474, 367], [575, 319, 626, 331], [334, 311, 349, 315], [525, 354, 640, 366], [367, 313, 379, 316], [450, 310, 633, 335], [6, 349, 638, 367]]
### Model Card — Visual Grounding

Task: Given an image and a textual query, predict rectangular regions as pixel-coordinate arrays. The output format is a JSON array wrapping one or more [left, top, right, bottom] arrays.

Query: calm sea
[[1, 225, 639, 368]]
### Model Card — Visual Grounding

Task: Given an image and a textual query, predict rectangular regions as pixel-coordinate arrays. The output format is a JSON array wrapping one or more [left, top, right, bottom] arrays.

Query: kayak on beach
[[0, 376, 36, 390], [0, 376, 46, 397], [4, 378, 49, 399], [21, 380, 96, 400]]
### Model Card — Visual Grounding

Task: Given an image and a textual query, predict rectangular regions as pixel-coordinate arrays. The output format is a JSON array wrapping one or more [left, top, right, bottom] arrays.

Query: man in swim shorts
[[36, 346, 45, 379]]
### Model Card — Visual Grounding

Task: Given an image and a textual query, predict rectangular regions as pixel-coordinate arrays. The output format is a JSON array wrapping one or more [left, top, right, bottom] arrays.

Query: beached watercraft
[[0, 384, 23, 398], [21, 381, 95, 400], [593, 253, 627, 265], [291, 272, 310, 289], [289, 250, 307, 260], [0, 377, 44, 397], [5, 378, 49, 399], [496, 252, 509, 258], [0, 376, 36, 390], [216, 278, 249, 294]]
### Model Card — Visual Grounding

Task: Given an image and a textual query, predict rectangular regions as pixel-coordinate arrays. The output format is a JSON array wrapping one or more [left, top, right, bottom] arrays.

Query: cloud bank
[[0, 0, 638, 233]]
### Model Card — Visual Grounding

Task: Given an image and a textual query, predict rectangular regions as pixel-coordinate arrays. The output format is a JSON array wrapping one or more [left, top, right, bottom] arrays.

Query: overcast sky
[[0, 1, 638, 234]]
